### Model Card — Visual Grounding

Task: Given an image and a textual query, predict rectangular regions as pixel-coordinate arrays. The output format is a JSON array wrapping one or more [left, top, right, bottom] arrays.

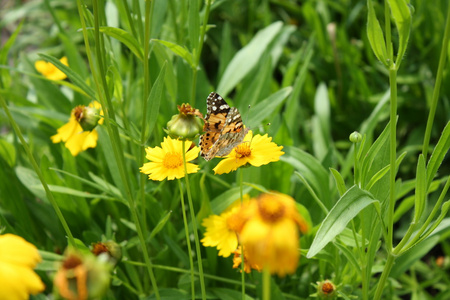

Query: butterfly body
[[199, 92, 247, 161]]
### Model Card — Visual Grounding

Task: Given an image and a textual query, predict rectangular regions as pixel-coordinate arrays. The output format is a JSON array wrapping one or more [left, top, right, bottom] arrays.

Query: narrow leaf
[[387, 0, 412, 67], [414, 154, 426, 222], [99, 26, 144, 61], [145, 62, 167, 141], [188, 0, 199, 53], [366, 0, 388, 66], [152, 39, 195, 68], [37, 53, 96, 99], [427, 121, 450, 189], [247, 87, 292, 128], [307, 185, 378, 258], [217, 21, 283, 97], [330, 168, 347, 196]]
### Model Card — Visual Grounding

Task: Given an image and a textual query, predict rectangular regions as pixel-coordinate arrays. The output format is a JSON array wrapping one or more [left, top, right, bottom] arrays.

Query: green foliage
[[1, 0, 450, 299]]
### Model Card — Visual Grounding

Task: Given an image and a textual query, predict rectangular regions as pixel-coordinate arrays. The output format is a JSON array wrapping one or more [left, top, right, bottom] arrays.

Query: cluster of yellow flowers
[[202, 193, 308, 276]]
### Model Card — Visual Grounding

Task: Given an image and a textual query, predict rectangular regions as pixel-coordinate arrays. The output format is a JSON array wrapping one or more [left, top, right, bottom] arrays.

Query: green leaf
[[366, 0, 388, 66], [414, 154, 426, 222], [281, 147, 330, 205], [307, 185, 378, 258], [0, 20, 23, 87], [427, 121, 450, 189], [330, 168, 347, 196], [247, 87, 292, 128], [313, 82, 332, 160], [99, 26, 144, 61], [365, 151, 406, 190], [188, 0, 199, 53], [360, 119, 395, 187], [148, 211, 172, 242], [152, 39, 195, 68], [334, 241, 361, 273], [387, 0, 412, 67], [0, 140, 16, 167], [145, 62, 167, 142], [37, 53, 96, 99], [217, 21, 283, 97]]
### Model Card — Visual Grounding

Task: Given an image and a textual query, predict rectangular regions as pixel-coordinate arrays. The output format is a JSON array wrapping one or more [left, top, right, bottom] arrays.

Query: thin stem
[[422, 2, 450, 159], [262, 267, 271, 300], [190, 0, 212, 106], [182, 141, 206, 300], [177, 179, 196, 300], [0, 95, 76, 247], [386, 66, 397, 252], [239, 169, 246, 300], [78, 2, 160, 298], [139, 0, 156, 244], [373, 253, 395, 300]]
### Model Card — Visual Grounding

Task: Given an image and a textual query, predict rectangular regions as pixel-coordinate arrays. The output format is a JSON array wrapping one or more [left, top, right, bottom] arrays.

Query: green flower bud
[[91, 241, 122, 266], [73, 105, 102, 132], [54, 249, 111, 300], [316, 279, 337, 299], [349, 131, 362, 143], [165, 104, 204, 141]]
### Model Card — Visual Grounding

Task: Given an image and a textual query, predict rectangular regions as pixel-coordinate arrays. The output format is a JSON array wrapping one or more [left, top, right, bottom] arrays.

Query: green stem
[[262, 267, 271, 300], [139, 0, 156, 245], [239, 169, 246, 300], [0, 95, 76, 247], [177, 179, 196, 300], [190, 0, 212, 106], [422, 3, 450, 159], [386, 66, 397, 252], [182, 141, 206, 300], [78, 2, 160, 298], [373, 253, 395, 300]]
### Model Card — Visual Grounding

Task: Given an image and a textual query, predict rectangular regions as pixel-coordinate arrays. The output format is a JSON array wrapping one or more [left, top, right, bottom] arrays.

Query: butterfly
[[199, 92, 248, 161]]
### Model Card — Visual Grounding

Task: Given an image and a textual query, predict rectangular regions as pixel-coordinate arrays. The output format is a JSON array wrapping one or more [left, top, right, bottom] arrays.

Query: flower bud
[[54, 249, 111, 300], [349, 131, 362, 143], [91, 241, 122, 266], [165, 104, 204, 141], [316, 279, 337, 299], [73, 105, 102, 132]]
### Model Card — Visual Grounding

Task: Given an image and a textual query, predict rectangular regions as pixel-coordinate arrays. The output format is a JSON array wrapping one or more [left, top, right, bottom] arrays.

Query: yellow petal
[[0, 234, 41, 267], [51, 116, 81, 144]]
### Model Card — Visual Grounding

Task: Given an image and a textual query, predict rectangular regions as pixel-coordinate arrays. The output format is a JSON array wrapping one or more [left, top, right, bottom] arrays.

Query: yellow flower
[[237, 193, 308, 277], [35, 56, 69, 80], [213, 130, 284, 175], [140, 137, 200, 181], [232, 246, 262, 273], [201, 195, 250, 257], [0, 234, 45, 300], [51, 101, 103, 156]]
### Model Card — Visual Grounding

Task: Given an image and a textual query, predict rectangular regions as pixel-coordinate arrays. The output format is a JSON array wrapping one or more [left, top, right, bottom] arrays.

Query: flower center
[[73, 106, 85, 122], [235, 143, 251, 158], [226, 210, 248, 233], [258, 195, 286, 223], [163, 152, 183, 169]]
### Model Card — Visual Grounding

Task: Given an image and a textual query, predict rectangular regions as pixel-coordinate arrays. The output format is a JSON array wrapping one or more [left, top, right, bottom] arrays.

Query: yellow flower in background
[[140, 137, 200, 181], [51, 101, 103, 156], [0, 234, 45, 300], [35, 56, 68, 80], [201, 195, 250, 257], [232, 246, 262, 273], [213, 130, 284, 175], [237, 192, 308, 277]]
